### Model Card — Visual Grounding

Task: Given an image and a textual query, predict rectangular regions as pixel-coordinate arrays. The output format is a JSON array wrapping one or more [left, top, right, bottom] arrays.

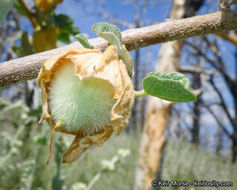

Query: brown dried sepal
[[37, 45, 134, 163]]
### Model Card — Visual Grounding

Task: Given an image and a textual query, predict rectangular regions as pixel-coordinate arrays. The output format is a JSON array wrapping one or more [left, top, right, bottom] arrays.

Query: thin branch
[[122, 0, 171, 5], [203, 36, 225, 70], [209, 77, 235, 128], [216, 32, 237, 46], [205, 105, 234, 142], [134, 89, 148, 98], [18, 0, 38, 28], [203, 37, 237, 98], [1, 11, 237, 87], [185, 41, 221, 71], [186, 39, 236, 94], [179, 65, 218, 76], [102, 12, 135, 28]]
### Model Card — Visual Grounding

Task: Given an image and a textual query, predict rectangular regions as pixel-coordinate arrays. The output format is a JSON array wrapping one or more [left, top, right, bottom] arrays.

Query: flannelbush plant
[[37, 22, 197, 166]]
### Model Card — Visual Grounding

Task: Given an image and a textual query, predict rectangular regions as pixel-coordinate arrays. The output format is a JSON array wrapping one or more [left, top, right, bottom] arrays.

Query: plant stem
[[85, 172, 101, 190], [18, 0, 38, 28], [1, 10, 237, 86], [0, 125, 25, 169], [27, 147, 42, 190], [134, 89, 148, 98]]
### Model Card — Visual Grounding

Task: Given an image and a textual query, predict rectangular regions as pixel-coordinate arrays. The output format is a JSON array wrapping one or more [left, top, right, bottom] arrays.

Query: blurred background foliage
[[0, 0, 237, 190]]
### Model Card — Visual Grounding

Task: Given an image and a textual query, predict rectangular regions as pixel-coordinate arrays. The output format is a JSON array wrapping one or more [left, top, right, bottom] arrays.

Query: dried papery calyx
[[37, 45, 134, 164]]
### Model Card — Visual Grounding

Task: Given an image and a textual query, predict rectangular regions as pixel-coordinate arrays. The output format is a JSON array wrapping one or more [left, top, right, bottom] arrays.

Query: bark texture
[[1, 10, 237, 87], [134, 1, 186, 189], [134, 0, 204, 189]]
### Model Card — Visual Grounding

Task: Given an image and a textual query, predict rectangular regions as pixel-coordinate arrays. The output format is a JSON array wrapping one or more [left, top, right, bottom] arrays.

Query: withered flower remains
[[37, 45, 134, 164]]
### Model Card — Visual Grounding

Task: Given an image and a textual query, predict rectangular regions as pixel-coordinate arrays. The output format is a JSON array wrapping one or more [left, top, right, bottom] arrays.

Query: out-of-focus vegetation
[[162, 140, 237, 190], [0, 98, 139, 189], [0, 99, 236, 190]]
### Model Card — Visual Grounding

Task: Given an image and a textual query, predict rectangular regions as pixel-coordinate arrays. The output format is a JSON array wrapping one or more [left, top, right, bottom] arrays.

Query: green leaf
[[97, 32, 133, 77], [95, 30, 122, 57], [75, 34, 93, 49], [92, 22, 133, 77], [54, 14, 73, 28], [28, 106, 42, 117], [121, 45, 134, 77], [34, 136, 47, 146], [92, 22, 122, 41], [57, 32, 70, 43], [0, 87, 3, 96], [231, 0, 237, 5], [97, 31, 123, 54], [12, 32, 34, 57], [143, 72, 197, 102], [54, 14, 80, 43], [13, 2, 26, 16], [21, 32, 34, 56], [54, 14, 80, 35], [0, 0, 16, 25], [70, 26, 80, 35], [12, 46, 22, 57], [52, 175, 65, 190]]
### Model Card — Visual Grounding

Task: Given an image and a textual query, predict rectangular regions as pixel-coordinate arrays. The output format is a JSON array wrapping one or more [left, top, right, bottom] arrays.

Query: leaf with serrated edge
[[143, 72, 197, 102], [75, 34, 93, 49]]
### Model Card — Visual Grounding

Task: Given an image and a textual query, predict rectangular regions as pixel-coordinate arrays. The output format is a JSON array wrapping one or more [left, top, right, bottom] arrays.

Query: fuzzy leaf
[[21, 32, 34, 55], [92, 23, 133, 77], [97, 31, 123, 54], [75, 34, 93, 49], [92, 22, 122, 41], [28, 106, 42, 117], [121, 45, 134, 77], [143, 72, 197, 102]]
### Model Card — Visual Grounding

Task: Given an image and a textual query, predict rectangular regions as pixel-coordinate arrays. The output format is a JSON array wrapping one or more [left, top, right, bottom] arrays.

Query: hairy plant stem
[[134, 89, 148, 98]]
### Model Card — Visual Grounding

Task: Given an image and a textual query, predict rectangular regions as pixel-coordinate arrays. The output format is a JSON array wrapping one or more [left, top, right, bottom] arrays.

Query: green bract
[[143, 72, 197, 102]]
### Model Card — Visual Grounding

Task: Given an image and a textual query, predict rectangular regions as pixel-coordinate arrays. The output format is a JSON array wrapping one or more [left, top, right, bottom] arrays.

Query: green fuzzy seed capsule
[[48, 63, 116, 135]]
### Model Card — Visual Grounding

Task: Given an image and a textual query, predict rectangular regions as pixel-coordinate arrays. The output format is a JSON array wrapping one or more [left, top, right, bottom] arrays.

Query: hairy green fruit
[[37, 46, 134, 164], [49, 63, 116, 135]]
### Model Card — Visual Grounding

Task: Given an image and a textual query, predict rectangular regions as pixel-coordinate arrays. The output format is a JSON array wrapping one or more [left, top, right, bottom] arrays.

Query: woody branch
[[0, 10, 237, 87]]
